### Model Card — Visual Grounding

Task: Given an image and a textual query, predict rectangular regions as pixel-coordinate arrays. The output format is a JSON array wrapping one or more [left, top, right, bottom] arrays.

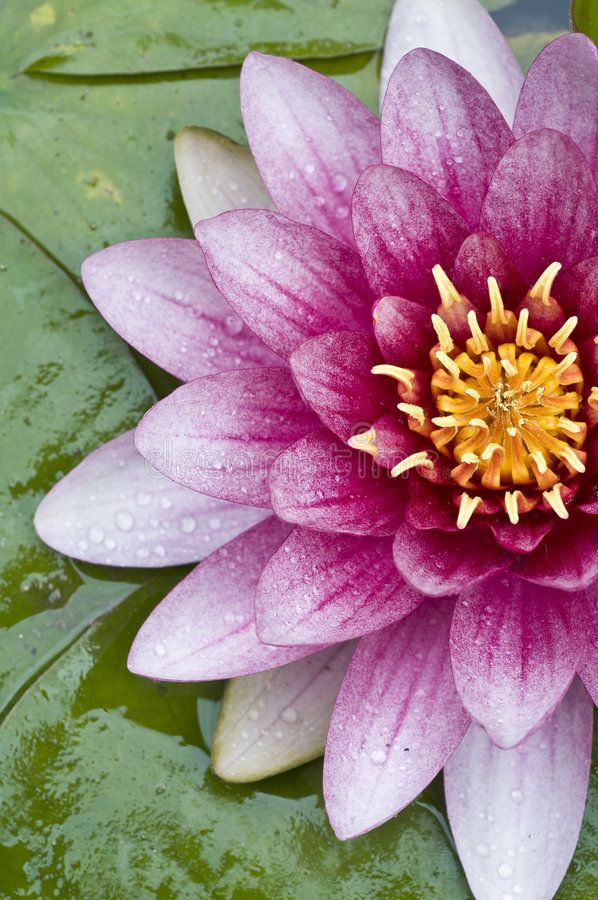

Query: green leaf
[[0, 52, 379, 275], [2, 0, 394, 75], [0, 579, 471, 898], [572, 0, 598, 43], [0, 213, 159, 714]]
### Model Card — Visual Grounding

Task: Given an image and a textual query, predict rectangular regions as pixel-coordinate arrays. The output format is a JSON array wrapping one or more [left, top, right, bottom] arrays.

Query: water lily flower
[[34, 1, 598, 896]]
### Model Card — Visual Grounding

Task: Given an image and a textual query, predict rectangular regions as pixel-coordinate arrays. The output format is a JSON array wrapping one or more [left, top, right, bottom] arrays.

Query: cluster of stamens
[[350, 262, 596, 530]]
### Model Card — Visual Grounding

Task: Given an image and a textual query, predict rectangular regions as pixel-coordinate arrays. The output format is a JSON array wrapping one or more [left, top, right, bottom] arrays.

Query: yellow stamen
[[543, 483, 569, 519], [347, 428, 377, 456], [529, 262, 562, 305], [558, 418, 582, 434], [435, 351, 460, 379], [431, 414, 459, 427], [457, 493, 482, 529], [469, 418, 489, 429], [488, 277, 508, 325], [560, 446, 585, 473], [431, 314, 454, 353], [371, 364, 415, 389], [390, 451, 433, 478], [516, 308, 532, 348], [467, 310, 490, 354], [481, 442, 502, 461], [461, 452, 480, 465], [398, 403, 425, 426], [552, 351, 578, 381], [530, 450, 547, 474], [504, 490, 522, 525], [549, 316, 578, 354], [501, 359, 518, 377], [432, 265, 462, 309], [465, 387, 480, 402], [506, 426, 518, 437]]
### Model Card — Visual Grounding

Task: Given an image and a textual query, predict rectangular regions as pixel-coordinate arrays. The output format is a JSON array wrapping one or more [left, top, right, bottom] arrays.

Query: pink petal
[[577, 583, 598, 704], [134, 368, 318, 507], [323, 599, 470, 839], [174, 126, 273, 228], [452, 232, 525, 310], [479, 130, 598, 284], [353, 164, 469, 305], [393, 522, 508, 597], [517, 513, 598, 591], [290, 332, 395, 442], [380, 0, 523, 123], [514, 34, 598, 183], [555, 255, 598, 336], [212, 643, 355, 782], [255, 528, 424, 646], [373, 295, 433, 367], [269, 427, 405, 537], [445, 679, 593, 900], [81, 238, 279, 381], [34, 430, 268, 567], [406, 479, 459, 533], [451, 572, 588, 748], [240, 52, 380, 247], [196, 210, 373, 361], [382, 49, 513, 229], [127, 517, 321, 680], [489, 516, 554, 554]]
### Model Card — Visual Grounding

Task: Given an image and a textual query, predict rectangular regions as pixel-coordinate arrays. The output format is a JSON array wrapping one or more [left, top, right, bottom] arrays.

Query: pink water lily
[[34, 1, 598, 896]]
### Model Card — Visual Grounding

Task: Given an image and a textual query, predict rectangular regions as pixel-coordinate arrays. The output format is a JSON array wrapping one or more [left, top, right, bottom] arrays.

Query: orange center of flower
[[358, 262, 598, 530]]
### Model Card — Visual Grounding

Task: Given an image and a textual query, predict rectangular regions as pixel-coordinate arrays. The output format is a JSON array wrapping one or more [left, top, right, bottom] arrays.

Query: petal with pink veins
[[269, 427, 405, 537], [451, 571, 588, 748], [290, 332, 395, 443], [445, 678, 593, 900], [81, 238, 280, 382], [555, 255, 598, 335], [373, 295, 433, 367], [255, 528, 424, 646], [134, 368, 318, 507], [380, 0, 522, 123], [382, 49, 513, 229], [196, 210, 374, 360], [174, 126, 273, 228], [489, 516, 554, 554], [211, 642, 355, 782], [393, 521, 508, 597], [517, 512, 598, 591], [127, 517, 322, 681], [324, 599, 470, 839], [240, 52, 380, 247], [479, 129, 598, 284], [452, 232, 525, 310], [34, 430, 269, 567], [577, 583, 598, 705], [353, 164, 469, 306], [514, 34, 598, 183]]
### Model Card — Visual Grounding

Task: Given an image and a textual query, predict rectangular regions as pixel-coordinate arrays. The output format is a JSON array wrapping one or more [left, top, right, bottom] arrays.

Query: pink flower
[[34, 1, 598, 896]]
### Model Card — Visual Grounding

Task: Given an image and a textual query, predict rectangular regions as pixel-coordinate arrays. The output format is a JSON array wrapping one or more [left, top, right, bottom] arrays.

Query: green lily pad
[[0, 578, 472, 898], [3, 0, 395, 75], [572, 0, 598, 43]]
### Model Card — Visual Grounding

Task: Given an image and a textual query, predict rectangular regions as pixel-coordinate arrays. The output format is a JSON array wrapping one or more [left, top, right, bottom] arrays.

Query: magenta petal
[[127, 517, 322, 680], [517, 513, 598, 591], [555, 256, 598, 335], [269, 427, 405, 537], [353, 164, 469, 305], [134, 368, 318, 507], [515, 34, 598, 183], [290, 332, 394, 442], [196, 210, 373, 360], [577, 583, 598, 704], [34, 430, 269, 566], [323, 599, 470, 839], [373, 295, 433, 366], [445, 679, 593, 900], [489, 516, 554, 554], [451, 572, 588, 748], [393, 522, 508, 597], [81, 238, 278, 381], [240, 52, 380, 247], [380, 0, 523, 124], [255, 528, 424, 646], [452, 232, 525, 310], [406, 479, 459, 532], [382, 49, 513, 229], [479, 129, 598, 283]]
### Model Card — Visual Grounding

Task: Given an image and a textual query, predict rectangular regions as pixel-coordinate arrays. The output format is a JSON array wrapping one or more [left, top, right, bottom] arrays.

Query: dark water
[[494, 0, 571, 34]]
